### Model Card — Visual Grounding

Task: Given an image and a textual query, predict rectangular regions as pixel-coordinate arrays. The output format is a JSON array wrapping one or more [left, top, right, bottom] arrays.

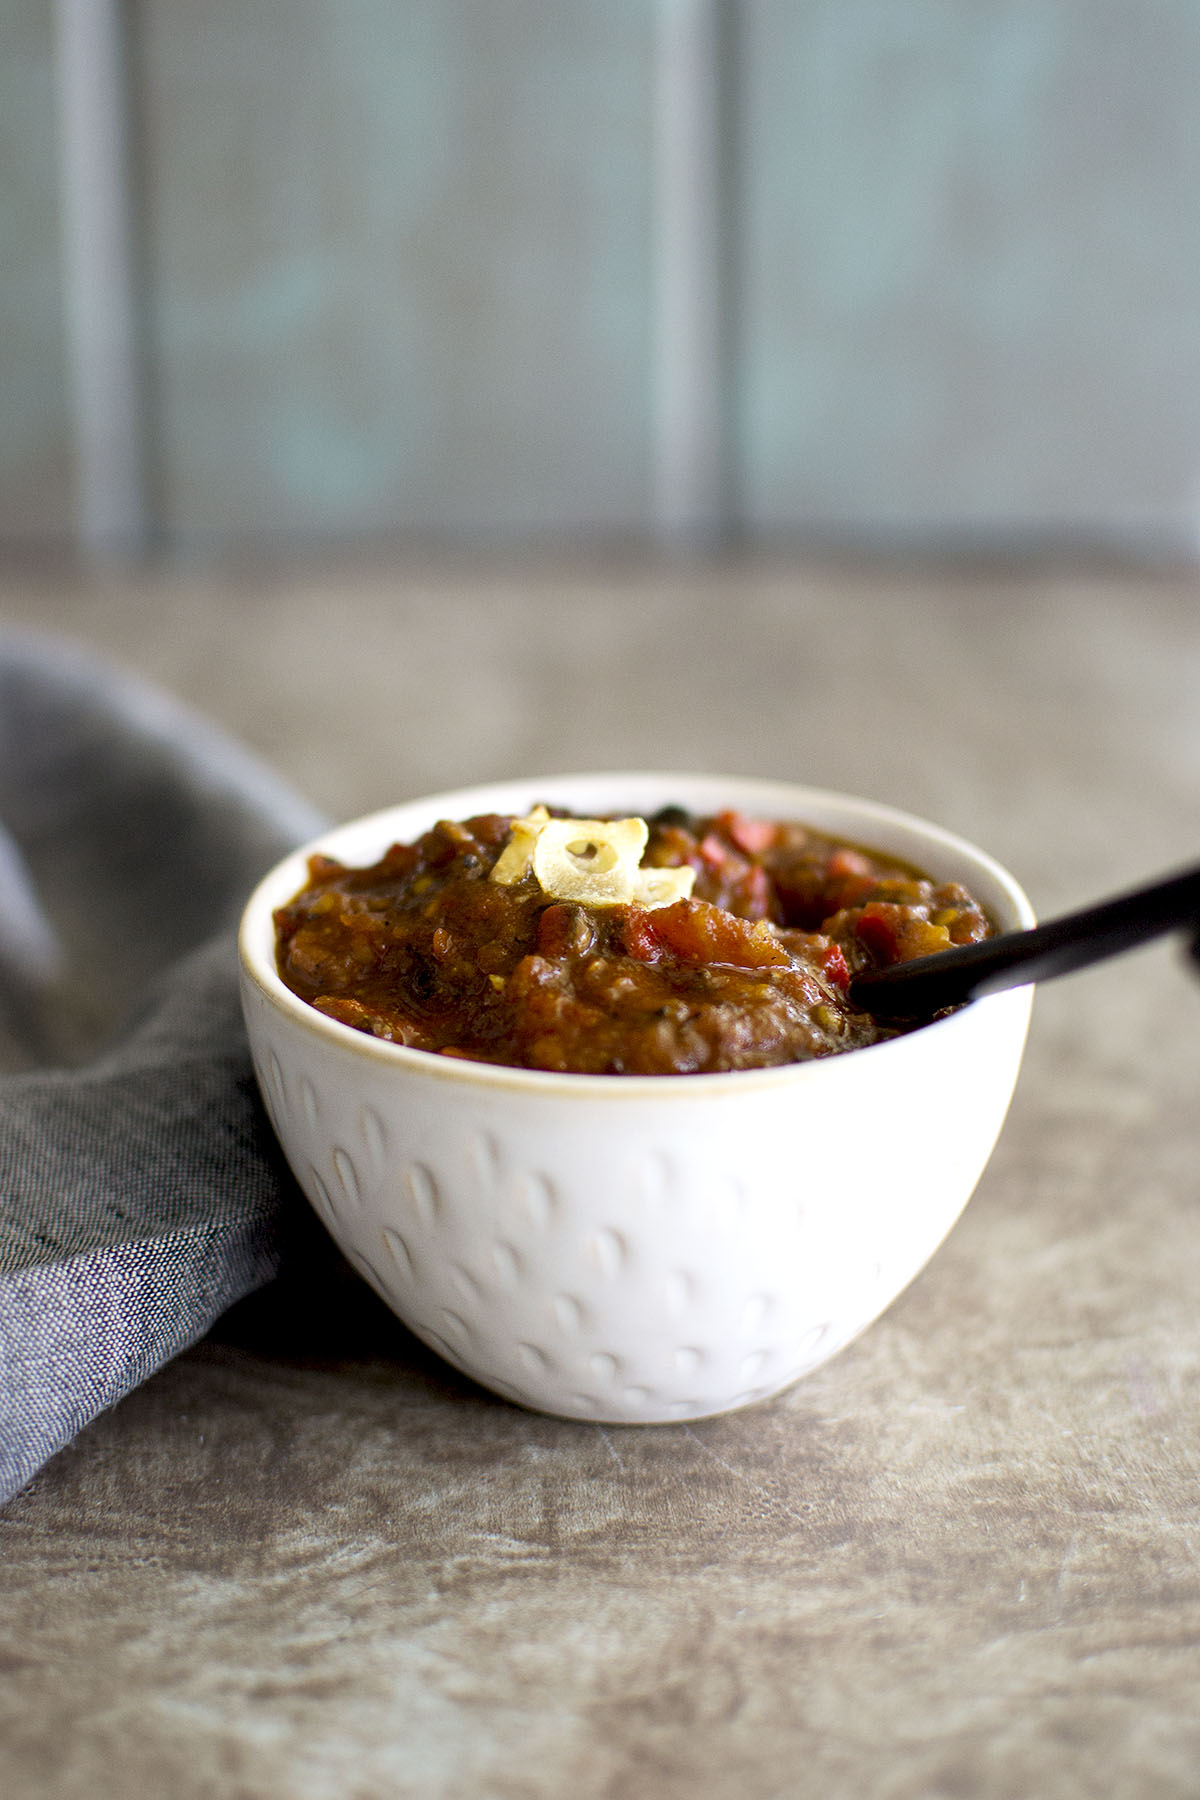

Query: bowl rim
[[238, 770, 1036, 1100]]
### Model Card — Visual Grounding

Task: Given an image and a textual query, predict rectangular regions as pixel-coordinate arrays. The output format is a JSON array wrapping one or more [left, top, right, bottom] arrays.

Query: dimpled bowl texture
[[238, 775, 1035, 1424]]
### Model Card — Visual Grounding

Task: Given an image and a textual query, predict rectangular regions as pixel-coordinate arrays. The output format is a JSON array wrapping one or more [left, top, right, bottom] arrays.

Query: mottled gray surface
[[2, 556, 1199, 1798]]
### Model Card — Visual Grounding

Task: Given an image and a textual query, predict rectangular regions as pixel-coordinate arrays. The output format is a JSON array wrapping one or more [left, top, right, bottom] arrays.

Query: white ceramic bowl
[[238, 774, 1034, 1423]]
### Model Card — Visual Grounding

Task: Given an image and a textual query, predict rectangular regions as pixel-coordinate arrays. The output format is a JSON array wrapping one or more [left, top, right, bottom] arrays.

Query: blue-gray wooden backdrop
[[4, 1, 1199, 557]]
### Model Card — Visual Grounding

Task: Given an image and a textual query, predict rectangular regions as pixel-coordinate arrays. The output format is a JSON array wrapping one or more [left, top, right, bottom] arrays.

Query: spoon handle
[[847, 861, 1200, 1019]]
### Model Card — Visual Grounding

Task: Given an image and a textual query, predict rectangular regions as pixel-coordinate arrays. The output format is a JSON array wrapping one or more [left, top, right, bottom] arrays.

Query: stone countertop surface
[[2, 556, 1199, 1799]]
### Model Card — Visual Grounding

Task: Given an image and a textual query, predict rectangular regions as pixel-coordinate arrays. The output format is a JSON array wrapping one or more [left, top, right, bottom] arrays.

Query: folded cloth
[[0, 632, 327, 1505]]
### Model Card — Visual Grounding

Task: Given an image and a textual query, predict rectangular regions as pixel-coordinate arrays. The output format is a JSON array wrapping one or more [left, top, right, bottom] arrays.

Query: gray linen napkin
[[0, 632, 327, 1504]]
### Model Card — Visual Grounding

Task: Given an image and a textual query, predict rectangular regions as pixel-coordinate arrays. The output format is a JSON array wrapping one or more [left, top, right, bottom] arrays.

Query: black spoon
[[847, 862, 1200, 1020]]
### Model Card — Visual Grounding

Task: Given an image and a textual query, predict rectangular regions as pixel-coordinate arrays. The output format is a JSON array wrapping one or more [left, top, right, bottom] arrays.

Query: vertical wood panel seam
[[53, 0, 148, 557], [654, 0, 736, 548]]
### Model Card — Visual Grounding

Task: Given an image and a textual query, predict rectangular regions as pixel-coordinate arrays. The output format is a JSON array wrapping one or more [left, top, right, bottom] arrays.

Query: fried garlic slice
[[533, 817, 648, 905], [489, 805, 551, 885], [630, 863, 695, 908], [490, 809, 695, 909]]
